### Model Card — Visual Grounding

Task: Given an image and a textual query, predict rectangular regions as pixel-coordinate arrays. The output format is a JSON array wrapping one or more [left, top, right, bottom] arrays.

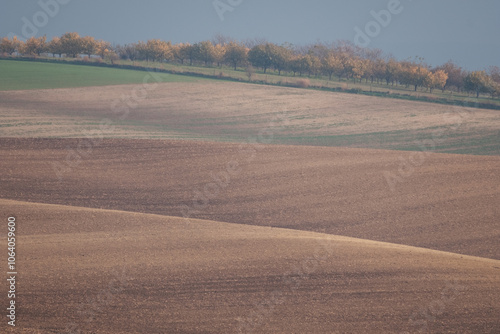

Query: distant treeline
[[1, 33, 499, 98]]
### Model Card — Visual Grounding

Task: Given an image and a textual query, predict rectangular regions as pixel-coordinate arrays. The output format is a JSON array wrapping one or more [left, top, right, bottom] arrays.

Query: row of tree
[[1, 33, 499, 98], [0, 33, 115, 59]]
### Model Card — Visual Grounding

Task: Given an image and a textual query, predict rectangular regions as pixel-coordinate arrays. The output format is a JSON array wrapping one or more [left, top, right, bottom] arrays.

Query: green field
[[0, 60, 199, 90]]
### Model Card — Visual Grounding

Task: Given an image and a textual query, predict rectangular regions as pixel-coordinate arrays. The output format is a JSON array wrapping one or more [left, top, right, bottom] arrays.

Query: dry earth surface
[[1, 82, 499, 333], [1, 199, 499, 334], [1, 138, 499, 260]]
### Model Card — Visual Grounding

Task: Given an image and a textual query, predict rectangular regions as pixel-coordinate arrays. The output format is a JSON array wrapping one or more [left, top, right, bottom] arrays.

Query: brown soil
[[1, 199, 499, 334], [1, 82, 499, 333], [1, 138, 498, 260]]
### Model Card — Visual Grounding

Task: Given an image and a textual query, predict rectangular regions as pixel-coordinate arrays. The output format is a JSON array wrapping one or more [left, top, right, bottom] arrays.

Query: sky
[[1, 0, 499, 70]]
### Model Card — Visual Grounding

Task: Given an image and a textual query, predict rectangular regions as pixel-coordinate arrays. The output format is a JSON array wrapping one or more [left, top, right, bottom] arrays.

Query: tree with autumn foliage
[[116, 44, 139, 61], [19, 36, 47, 56], [488, 66, 500, 85], [248, 44, 273, 73], [195, 41, 216, 66], [398, 59, 430, 91], [288, 55, 308, 76], [172, 43, 196, 65], [0, 36, 22, 55], [135, 41, 148, 61], [424, 70, 448, 93], [172, 43, 190, 65], [464, 71, 495, 98], [47, 37, 63, 57], [59, 32, 83, 57], [488, 66, 500, 98], [434, 61, 465, 92], [305, 53, 322, 77], [223, 42, 247, 70], [267, 43, 293, 75], [96, 40, 112, 59], [80, 36, 98, 57], [360, 48, 383, 83], [148, 39, 173, 62], [384, 58, 401, 86], [371, 58, 386, 84], [351, 57, 369, 83], [333, 51, 354, 80], [321, 52, 342, 80], [134, 40, 173, 62], [212, 43, 226, 68], [248, 43, 292, 75]]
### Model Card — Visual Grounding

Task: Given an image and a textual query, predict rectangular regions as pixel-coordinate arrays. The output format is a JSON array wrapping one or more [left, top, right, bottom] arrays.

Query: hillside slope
[[1, 138, 499, 259], [1, 199, 499, 333], [1, 82, 499, 154]]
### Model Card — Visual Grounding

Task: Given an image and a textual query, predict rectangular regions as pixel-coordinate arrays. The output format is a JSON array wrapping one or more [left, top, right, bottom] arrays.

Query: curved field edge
[[1, 199, 499, 333], [1, 57, 500, 111], [1, 138, 499, 259]]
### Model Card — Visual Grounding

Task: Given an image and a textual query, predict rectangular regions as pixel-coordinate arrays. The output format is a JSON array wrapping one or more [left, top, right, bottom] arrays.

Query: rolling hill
[[1, 81, 499, 154], [2, 198, 499, 333], [1, 138, 498, 260], [1, 68, 499, 333]]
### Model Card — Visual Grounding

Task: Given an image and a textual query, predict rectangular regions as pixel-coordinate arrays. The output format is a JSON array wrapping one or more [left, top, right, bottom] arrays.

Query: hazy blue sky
[[1, 0, 498, 70]]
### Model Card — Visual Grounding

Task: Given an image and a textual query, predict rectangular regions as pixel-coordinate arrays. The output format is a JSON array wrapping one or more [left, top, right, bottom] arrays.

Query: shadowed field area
[[1, 82, 499, 155], [1, 199, 499, 334]]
